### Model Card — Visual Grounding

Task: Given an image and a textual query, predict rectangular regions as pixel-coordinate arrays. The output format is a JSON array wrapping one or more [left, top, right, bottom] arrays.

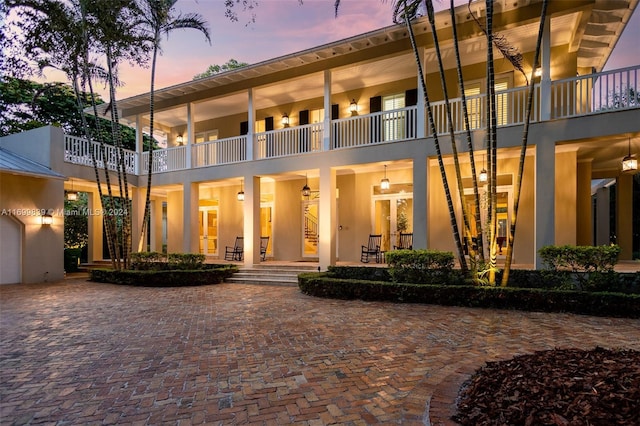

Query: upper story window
[[383, 94, 406, 141], [463, 75, 511, 128], [195, 130, 218, 143]]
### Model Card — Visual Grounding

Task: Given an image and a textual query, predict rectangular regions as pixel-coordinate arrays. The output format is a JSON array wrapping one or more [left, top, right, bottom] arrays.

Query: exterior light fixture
[[301, 174, 311, 197], [282, 114, 289, 126], [176, 134, 184, 146], [66, 179, 78, 201], [237, 180, 245, 201], [479, 154, 488, 183], [622, 137, 637, 173], [380, 165, 390, 190], [349, 99, 358, 114], [534, 68, 542, 78], [41, 212, 53, 225]]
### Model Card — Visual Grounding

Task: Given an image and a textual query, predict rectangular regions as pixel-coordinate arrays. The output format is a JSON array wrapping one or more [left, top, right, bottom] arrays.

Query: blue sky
[[86, 0, 639, 100]]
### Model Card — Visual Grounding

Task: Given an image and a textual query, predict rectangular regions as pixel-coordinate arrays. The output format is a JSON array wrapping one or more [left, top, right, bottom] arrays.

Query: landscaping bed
[[453, 347, 640, 425]]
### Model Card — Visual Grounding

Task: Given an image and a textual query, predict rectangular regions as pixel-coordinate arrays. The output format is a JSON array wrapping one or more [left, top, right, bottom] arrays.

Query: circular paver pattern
[[1, 278, 639, 425]]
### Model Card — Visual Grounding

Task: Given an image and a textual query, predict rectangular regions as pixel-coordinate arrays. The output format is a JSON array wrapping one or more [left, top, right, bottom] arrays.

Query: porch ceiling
[[116, 0, 636, 129]]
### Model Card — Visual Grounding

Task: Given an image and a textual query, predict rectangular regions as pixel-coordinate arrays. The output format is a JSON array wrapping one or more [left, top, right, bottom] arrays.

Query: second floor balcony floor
[[67, 64, 640, 176]]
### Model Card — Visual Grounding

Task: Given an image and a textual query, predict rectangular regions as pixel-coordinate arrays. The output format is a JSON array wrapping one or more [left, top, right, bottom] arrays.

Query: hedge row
[[90, 265, 237, 287], [298, 273, 640, 318]]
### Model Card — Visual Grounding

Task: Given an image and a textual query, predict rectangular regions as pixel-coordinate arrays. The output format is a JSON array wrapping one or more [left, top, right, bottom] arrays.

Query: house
[[1, 0, 638, 280]]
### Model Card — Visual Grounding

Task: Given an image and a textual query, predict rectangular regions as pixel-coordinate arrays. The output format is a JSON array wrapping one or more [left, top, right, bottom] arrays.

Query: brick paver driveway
[[1, 278, 639, 425]]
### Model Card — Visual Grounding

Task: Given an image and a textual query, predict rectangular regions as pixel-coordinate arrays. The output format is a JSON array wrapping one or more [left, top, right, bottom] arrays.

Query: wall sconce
[[380, 165, 390, 190], [282, 114, 289, 127], [534, 68, 542, 78], [349, 99, 358, 114], [301, 174, 311, 197], [176, 134, 184, 146], [66, 179, 78, 201], [41, 212, 53, 225], [622, 138, 637, 173], [479, 154, 488, 183], [237, 180, 245, 201]]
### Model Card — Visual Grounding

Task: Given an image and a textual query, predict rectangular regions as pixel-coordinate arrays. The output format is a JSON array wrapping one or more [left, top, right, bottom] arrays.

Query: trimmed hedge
[[298, 272, 640, 318], [90, 265, 237, 287]]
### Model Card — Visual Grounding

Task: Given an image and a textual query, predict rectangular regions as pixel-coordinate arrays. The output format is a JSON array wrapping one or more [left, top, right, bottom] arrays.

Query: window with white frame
[[383, 94, 406, 141]]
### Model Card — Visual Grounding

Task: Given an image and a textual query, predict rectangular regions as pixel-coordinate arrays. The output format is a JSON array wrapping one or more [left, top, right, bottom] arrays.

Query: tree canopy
[[193, 58, 248, 80]]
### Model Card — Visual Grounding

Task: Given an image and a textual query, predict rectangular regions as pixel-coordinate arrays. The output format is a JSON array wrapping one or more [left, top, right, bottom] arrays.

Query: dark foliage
[[454, 347, 640, 425], [89, 265, 236, 287]]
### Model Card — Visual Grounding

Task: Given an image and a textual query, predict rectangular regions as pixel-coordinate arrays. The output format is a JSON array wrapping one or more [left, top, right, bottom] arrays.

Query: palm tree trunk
[[404, 1, 467, 272], [425, 0, 471, 273], [501, 0, 549, 286], [449, 0, 485, 266], [486, 0, 498, 284]]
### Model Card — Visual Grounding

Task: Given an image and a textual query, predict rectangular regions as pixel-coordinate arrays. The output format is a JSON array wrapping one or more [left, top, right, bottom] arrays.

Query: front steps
[[225, 264, 318, 286]]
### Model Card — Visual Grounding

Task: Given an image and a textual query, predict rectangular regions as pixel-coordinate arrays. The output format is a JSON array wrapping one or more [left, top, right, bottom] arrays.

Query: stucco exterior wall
[[0, 173, 64, 283]]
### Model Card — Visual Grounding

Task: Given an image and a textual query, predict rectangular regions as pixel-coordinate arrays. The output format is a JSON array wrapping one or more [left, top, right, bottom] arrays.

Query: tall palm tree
[[137, 0, 211, 252], [501, 0, 549, 286]]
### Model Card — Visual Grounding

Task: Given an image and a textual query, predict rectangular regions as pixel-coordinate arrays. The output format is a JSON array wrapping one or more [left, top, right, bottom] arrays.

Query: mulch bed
[[453, 347, 640, 425]]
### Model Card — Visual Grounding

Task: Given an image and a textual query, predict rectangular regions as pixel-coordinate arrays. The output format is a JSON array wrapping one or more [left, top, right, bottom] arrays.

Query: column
[[416, 47, 426, 139], [186, 103, 194, 168], [323, 70, 332, 151], [183, 182, 199, 253], [246, 88, 255, 161], [412, 159, 428, 249], [130, 186, 146, 252], [617, 174, 633, 260], [318, 167, 337, 270], [540, 16, 552, 121], [135, 114, 143, 175], [595, 186, 610, 246], [87, 190, 103, 261], [576, 160, 592, 245], [534, 139, 555, 268], [243, 175, 261, 265], [150, 198, 164, 252]]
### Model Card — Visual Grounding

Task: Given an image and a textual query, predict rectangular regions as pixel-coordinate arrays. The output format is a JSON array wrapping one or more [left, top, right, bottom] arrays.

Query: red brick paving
[[1, 278, 639, 425]]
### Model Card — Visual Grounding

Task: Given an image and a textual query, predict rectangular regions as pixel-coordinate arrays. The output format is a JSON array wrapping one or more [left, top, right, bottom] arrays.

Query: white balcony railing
[[140, 145, 186, 173], [255, 123, 323, 160], [64, 135, 136, 174], [192, 136, 247, 168], [332, 106, 418, 149], [552, 65, 639, 119], [63, 65, 639, 174]]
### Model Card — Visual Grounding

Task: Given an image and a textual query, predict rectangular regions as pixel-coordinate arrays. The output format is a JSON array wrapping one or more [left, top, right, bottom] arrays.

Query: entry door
[[302, 200, 319, 257], [372, 195, 413, 251], [260, 203, 273, 258], [463, 186, 511, 256], [199, 207, 218, 255]]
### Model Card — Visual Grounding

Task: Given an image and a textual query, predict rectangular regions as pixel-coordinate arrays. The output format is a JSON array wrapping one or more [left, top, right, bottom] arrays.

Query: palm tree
[[136, 0, 211, 252], [501, 0, 549, 286]]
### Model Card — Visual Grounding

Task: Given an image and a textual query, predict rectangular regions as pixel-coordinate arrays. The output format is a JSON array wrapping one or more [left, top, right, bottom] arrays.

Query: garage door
[[0, 215, 22, 284]]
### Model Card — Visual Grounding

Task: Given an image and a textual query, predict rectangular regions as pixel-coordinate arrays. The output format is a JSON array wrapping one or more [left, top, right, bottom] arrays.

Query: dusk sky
[[58, 0, 639, 100]]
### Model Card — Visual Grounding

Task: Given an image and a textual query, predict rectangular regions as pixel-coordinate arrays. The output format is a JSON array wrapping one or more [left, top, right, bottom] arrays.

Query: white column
[[318, 167, 337, 270], [88, 190, 103, 261], [412, 159, 428, 249], [246, 88, 255, 161], [595, 186, 610, 246], [617, 174, 633, 260], [150, 198, 163, 252], [540, 16, 552, 121], [183, 182, 199, 253], [243, 175, 260, 265], [416, 47, 426, 139], [131, 186, 145, 252], [323, 70, 332, 151], [186, 103, 194, 168], [534, 140, 555, 268], [135, 114, 143, 175]]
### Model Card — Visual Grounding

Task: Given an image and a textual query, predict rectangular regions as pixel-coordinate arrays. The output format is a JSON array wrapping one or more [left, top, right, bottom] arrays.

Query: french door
[[199, 206, 218, 255], [372, 194, 413, 252]]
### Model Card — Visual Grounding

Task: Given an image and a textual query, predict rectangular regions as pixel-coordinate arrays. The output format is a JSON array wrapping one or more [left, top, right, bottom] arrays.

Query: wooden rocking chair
[[394, 232, 413, 250], [224, 236, 244, 261], [360, 234, 382, 263]]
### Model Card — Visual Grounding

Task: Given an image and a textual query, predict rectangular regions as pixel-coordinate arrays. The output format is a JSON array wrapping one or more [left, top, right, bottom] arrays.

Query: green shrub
[[385, 249, 462, 285], [538, 245, 622, 290], [130, 251, 166, 270], [326, 266, 391, 281], [297, 274, 640, 318], [539, 244, 621, 272], [167, 253, 206, 270], [90, 265, 236, 287]]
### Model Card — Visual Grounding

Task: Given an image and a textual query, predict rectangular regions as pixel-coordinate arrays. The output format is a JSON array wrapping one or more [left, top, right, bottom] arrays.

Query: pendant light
[[67, 179, 78, 201], [302, 174, 311, 197], [479, 154, 488, 183], [380, 165, 390, 190], [622, 138, 637, 173], [237, 180, 245, 201]]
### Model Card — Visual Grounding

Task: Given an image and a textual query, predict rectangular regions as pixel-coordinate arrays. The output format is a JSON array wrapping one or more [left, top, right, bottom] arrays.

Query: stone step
[[226, 266, 316, 286]]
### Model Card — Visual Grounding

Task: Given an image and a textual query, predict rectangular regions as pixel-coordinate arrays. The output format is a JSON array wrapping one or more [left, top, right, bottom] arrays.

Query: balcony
[[64, 65, 639, 175]]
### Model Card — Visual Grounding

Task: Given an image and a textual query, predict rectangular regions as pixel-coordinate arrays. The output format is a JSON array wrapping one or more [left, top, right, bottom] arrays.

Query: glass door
[[198, 206, 218, 255], [462, 186, 511, 256], [302, 200, 319, 257], [260, 202, 273, 258], [372, 195, 413, 251]]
